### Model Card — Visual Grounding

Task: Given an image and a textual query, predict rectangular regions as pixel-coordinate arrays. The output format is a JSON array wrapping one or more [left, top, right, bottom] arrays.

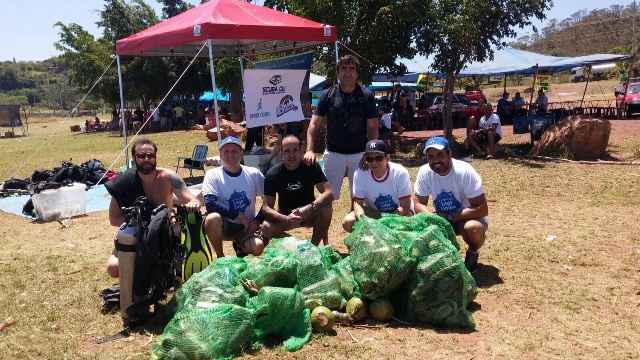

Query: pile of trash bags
[[152, 213, 477, 359]]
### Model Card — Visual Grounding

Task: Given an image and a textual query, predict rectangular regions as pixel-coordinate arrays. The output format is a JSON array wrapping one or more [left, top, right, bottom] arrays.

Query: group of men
[[105, 55, 491, 289]]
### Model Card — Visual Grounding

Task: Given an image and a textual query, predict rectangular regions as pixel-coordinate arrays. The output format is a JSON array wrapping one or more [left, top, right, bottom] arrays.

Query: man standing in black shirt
[[262, 135, 334, 245], [304, 55, 379, 200]]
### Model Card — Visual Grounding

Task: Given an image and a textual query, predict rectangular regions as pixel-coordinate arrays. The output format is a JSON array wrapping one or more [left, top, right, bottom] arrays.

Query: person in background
[[173, 104, 186, 130], [496, 92, 512, 125], [512, 91, 526, 116], [471, 103, 502, 158], [534, 88, 549, 114]]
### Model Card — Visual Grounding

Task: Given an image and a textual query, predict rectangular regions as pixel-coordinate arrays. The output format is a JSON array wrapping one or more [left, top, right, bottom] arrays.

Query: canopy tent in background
[[114, 0, 336, 166], [309, 73, 326, 88], [398, 47, 630, 76], [198, 89, 230, 102], [368, 82, 417, 91]]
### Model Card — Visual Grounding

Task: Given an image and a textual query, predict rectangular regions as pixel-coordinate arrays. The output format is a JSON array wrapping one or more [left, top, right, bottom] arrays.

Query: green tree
[[263, 0, 417, 81], [412, 0, 551, 138]]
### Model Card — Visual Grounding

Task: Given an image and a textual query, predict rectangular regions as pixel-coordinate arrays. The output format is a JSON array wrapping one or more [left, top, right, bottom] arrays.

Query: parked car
[[464, 89, 486, 103], [615, 81, 640, 115], [429, 94, 482, 119]]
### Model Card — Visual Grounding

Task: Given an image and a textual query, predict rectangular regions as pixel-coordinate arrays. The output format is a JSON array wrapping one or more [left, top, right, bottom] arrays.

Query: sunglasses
[[365, 155, 385, 162], [135, 153, 156, 160]]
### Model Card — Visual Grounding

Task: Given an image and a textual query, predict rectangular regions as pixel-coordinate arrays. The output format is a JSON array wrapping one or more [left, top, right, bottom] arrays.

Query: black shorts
[[473, 129, 501, 145], [223, 211, 265, 257]]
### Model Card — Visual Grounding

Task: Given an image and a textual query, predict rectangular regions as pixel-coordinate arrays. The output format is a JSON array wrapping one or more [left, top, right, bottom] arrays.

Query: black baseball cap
[[365, 140, 389, 154]]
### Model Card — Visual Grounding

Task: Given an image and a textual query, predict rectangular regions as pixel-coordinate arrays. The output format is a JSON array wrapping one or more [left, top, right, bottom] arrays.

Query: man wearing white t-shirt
[[202, 136, 265, 257], [342, 140, 412, 232], [469, 103, 502, 158], [414, 136, 489, 271]]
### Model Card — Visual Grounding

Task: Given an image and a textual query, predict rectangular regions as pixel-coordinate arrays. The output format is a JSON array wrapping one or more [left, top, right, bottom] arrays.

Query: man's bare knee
[[342, 212, 356, 233], [249, 237, 264, 256], [106, 255, 119, 278], [462, 220, 486, 250], [204, 212, 223, 230]]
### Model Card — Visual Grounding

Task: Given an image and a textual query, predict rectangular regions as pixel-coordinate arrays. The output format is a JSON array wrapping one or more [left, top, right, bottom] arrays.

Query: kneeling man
[[261, 135, 334, 245], [414, 136, 489, 271], [202, 136, 265, 257], [343, 140, 412, 232]]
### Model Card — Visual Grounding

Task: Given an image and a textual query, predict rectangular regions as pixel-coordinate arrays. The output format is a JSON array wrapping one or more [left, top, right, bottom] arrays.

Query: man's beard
[[136, 161, 156, 175]]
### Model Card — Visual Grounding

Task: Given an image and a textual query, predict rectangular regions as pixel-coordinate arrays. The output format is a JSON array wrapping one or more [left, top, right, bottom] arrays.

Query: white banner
[[244, 69, 306, 128]]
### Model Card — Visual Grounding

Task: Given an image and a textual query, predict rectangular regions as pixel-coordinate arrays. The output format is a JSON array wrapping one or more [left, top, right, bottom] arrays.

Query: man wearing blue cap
[[343, 140, 412, 232], [202, 136, 265, 257], [414, 136, 489, 271]]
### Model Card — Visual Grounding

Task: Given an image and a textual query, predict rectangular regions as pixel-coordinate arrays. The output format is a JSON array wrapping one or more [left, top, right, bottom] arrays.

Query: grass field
[[1, 95, 640, 359]]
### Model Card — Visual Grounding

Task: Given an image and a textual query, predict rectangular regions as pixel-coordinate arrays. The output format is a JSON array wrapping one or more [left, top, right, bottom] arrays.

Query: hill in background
[[511, 4, 635, 57]]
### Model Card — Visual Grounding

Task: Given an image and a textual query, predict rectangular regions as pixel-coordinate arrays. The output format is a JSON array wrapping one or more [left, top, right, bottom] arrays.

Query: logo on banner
[[276, 95, 298, 117], [193, 24, 202, 36], [269, 75, 282, 85], [249, 97, 271, 120], [263, 74, 286, 95], [256, 98, 263, 112]]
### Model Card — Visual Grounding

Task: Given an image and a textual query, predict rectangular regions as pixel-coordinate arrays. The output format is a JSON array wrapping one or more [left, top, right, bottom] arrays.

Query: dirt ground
[[0, 118, 639, 359]]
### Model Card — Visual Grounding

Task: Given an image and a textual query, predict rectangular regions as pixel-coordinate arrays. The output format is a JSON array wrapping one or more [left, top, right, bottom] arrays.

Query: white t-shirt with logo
[[202, 165, 264, 223], [479, 113, 503, 136], [414, 159, 486, 221], [353, 162, 412, 213]]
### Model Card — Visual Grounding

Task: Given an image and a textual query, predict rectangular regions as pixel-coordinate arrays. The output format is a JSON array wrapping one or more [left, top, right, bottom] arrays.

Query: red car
[[464, 89, 487, 104], [429, 94, 482, 119], [615, 82, 640, 115]]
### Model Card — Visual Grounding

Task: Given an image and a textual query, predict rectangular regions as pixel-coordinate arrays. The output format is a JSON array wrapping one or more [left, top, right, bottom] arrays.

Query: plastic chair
[[176, 144, 208, 178]]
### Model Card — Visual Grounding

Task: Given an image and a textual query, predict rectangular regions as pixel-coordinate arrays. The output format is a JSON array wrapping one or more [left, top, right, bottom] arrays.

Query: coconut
[[311, 306, 335, 332], [346, 297, 367, 322], [369, 299, 394, 322]]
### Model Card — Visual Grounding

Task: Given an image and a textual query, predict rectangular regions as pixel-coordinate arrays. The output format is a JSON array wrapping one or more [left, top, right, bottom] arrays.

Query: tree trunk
[[442, 72, 456, 139], [230, 81, 243, 121]]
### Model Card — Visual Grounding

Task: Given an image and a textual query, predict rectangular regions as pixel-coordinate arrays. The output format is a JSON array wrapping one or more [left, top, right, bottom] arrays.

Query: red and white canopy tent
[[115, 0, 336, 166]]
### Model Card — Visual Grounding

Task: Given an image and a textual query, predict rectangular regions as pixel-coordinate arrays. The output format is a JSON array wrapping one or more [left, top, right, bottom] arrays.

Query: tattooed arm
[[167, 170, 200, 209]]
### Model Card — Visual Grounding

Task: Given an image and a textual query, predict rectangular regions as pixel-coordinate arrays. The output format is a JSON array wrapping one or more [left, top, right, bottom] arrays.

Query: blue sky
[[0, 0, 636, 61]]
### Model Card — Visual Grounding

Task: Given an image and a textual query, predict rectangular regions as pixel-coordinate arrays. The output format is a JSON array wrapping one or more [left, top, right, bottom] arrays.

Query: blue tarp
[[398, 47, 630, 76], [0, 185, 112, 219]]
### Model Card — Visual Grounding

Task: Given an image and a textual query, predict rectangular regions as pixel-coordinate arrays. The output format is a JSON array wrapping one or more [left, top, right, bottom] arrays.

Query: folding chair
[[176, 144, 208, 178]]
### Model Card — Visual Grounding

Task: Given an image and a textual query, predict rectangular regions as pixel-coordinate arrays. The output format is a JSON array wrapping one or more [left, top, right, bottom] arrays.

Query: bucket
[[32, 183, 87, 221]]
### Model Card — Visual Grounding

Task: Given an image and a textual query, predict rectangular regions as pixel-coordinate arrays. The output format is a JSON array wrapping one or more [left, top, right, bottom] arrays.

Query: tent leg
[[503, 74, 507, 94], [528, 65, 539, 145], [580, 66, 591, 109], [335, 41, 340, 70], [116, 55, 129, 169], [208, 40, 221, 142]]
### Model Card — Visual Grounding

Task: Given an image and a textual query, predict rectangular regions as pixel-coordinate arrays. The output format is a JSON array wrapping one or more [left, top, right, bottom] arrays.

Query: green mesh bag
[[378, 213, 459, 250], [239, 252, 298, 289], [294, 241, 329, 289], [151, 303, 254, 360], [319, 246, 342, 268], [301, 272, 346, 310], [175, 258, 248, 311], [331, 257, 361, 300], [403, 251, 477, 329], [344, 216, 416, 300], [247, 287, 312, 352]]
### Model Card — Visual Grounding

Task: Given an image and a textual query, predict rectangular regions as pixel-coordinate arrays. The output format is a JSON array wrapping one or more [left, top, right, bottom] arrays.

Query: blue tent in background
[[398, 47, 630, 76], [199, 89, 230, 102]]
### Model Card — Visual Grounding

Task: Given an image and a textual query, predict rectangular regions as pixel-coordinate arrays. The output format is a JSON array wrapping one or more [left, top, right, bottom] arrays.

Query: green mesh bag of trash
[[378, 213, 459, 251], [385, 216, 477, 330], [175, 257, 249, 311], [301, 272, 346, 310], [151, 303, 254, 360], [247, 286, 312, 352], [344, 216, 416, 300], [239, 252, 298, 289], [402, 251, 478, 330], [331, 257, 361, 300]]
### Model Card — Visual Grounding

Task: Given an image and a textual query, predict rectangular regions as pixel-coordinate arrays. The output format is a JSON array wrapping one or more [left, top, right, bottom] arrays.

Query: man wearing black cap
[[202, 136, 265, 257], [414, 136, 489, 271], [304, 55, 379, 200], [342, 140, 412, 232]]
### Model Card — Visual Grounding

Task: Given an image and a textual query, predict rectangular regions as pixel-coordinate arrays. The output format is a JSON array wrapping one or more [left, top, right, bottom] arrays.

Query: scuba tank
[[115, 222, 137, 323]]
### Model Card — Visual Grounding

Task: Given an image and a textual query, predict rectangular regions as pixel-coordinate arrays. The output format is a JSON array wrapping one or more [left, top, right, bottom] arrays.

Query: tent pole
[[528, 65, 539, 145], [503, 74, 507, 94], [116, 55, 129, 169], [334, 41, 340, 71], [579, 65, 591, 110], [207, 39, 221, 141]]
